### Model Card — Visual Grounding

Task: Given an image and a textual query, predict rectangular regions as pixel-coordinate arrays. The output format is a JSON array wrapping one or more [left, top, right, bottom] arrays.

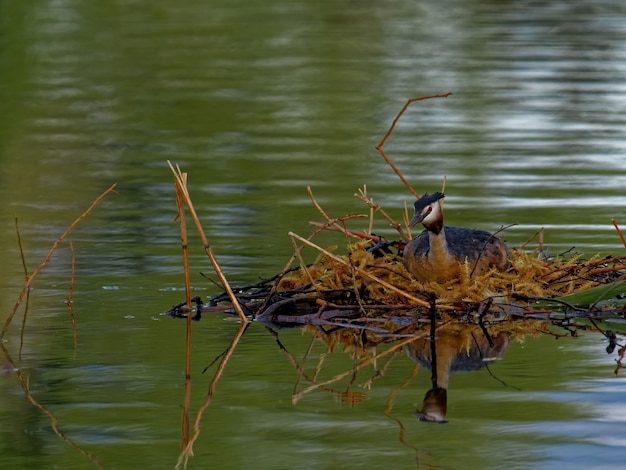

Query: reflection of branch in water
[[176, 321, 248, 470], [470, 332, 521, 391], [383, 363, 420, 455], [0, 343, 104, 469], [292, 335, 420, 404]]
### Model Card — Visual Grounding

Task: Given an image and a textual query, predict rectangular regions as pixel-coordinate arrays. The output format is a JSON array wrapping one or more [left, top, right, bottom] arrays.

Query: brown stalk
[[307, 221, 388, 242], [289, 231, 431, 308], [612, 219, 626, 249], [15, 218, 30, 360], [173, 172, 193, 450], [307, 186, 369, 238], [375, 92, 453, 199], [288, 234, 321, 296], [167, 161, 247, 323], [1, 184, 118, 339], [355, 186, 408, 241]]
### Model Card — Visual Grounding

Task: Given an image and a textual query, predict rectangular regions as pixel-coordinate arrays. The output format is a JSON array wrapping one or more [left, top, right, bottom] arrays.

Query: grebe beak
[[408, 206, 432, 227], [408, 212, 425, 227]]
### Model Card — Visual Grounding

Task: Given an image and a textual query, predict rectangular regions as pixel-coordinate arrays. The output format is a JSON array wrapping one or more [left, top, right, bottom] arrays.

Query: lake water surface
[[2, 1, 626, 469]]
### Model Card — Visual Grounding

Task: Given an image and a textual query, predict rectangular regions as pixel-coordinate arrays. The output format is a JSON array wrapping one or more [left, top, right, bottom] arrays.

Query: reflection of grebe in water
[[406, 325, 512, 422], [403, 192, 509, 283]]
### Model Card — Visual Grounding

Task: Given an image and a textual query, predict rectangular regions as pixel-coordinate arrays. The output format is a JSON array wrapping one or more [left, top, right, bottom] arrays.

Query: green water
[[2, 1, 626, 469]]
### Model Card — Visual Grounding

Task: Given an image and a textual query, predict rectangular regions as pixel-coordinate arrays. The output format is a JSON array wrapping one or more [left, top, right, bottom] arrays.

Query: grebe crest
[[403, 192, 508, 283]]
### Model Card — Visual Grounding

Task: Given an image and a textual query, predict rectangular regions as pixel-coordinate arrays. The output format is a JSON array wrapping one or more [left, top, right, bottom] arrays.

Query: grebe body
[[403, 192, 508, 282]]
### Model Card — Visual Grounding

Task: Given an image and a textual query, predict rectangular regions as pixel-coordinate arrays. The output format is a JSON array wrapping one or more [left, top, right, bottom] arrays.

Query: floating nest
[[171, 228, 626, 328], [275, 242, 626, 310]]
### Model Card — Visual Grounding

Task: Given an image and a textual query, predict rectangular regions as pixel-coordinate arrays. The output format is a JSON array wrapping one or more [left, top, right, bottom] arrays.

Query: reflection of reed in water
[[406, 325, 512, 423]]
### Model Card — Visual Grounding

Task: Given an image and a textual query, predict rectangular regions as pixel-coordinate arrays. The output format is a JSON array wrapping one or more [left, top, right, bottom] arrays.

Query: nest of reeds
[[175, 183, 626, 330]]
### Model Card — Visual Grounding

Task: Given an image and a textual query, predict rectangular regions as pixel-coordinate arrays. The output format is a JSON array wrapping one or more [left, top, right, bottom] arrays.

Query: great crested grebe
[[403, 192, 508, 283]]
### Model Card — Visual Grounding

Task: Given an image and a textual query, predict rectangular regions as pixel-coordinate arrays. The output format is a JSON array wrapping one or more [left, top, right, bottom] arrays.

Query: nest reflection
[[257, 311, 618, 423]]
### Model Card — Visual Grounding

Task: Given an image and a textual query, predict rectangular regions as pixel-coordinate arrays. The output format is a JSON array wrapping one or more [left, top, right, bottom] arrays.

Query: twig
[[307, 221, 395, 243], [375, 93, 453, 198], [255, 213, 371, 317], [15, 218, 30, 360], [167, 161, 247, 323], [289, 231, 432, 308], [354, 186, 409, 241], [468, 223, 516, 278], [173, 171, 193, 450], [612, 219, 626, 249], [307, 186, 369, 237], [2, 184, 118, 339], [288, 235, 321, 297]]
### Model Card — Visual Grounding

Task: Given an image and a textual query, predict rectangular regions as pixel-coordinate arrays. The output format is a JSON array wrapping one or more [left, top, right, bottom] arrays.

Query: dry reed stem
[[375, 92, 453, 199], [519, 228, 544, 250], [289, 235, 321, 295], [288, 231, 431, 308], [176, 321, 248, 470], [173, 172, 193, 450], [307, 221, 388, 241], [612, 219, 626, 249], [307, 186, 369, 238], [440, 176, 447, 210], [167, 161, 247, 323], [1, 184, 118, 339], [355, 186, 409, 241], [15, 218, 30, 360]]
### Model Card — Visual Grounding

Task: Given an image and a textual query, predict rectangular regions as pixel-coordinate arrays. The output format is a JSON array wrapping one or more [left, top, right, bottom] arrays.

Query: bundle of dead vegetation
[[186, 226, 626, 328], [272, 240, 626, 312]]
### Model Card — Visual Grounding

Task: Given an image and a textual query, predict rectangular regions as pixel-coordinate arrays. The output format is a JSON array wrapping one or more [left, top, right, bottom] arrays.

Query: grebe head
[[408, 192, 445, 228]]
